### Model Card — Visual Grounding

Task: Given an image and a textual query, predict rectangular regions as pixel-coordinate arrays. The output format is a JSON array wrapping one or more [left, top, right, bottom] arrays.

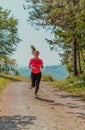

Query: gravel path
[[0, 81, 85, 130]]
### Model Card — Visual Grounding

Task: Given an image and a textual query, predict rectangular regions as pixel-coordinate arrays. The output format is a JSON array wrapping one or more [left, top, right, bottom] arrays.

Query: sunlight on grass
[[51, 77, 85, 98], [0, 78, 10, 93], [0, 74, 30, 94], [1, 73, 85, 99], [41, 73, 85, 98]]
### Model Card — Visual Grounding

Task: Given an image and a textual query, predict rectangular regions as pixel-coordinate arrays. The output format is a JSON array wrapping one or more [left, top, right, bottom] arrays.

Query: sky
[[0, 0, 61, 67]]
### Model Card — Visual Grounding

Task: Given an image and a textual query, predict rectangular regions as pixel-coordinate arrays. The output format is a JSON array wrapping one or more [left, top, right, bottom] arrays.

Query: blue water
[[18, 65, 69, 80]]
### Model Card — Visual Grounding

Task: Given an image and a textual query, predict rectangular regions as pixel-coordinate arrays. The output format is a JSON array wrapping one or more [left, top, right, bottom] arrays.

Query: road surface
[[0, 81, 85, 130]]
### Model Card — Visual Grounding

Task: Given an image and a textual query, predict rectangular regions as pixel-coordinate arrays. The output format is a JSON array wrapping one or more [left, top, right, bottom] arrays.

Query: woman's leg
[[31, 73, 36, 88], [35, 72, 41, 94]]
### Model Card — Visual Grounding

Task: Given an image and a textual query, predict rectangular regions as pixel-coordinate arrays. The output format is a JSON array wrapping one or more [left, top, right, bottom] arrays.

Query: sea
[[18, 65, 69, 80]]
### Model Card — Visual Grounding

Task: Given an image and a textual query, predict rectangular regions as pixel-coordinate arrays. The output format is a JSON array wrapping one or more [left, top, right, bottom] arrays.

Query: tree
[[0, 7, 21, 74], [1, 56, 18, 75], [24, 0, 85, 76]]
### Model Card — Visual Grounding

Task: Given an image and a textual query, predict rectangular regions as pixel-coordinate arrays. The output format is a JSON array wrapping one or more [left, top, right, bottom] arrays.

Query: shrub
[[79, 73, 85, 82], [41, 74, 55, 82]]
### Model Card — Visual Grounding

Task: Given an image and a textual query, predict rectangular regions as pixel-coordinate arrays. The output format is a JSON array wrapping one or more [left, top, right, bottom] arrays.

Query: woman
[[29, 49, 43, 98]]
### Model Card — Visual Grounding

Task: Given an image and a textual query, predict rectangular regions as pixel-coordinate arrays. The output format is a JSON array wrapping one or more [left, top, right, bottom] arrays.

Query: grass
[[0, 74, 30, 94], [41, 73, 85, 98], [51, 77, 85, 98], [0, 78, 10, 94], [1, 73, 85, 99]]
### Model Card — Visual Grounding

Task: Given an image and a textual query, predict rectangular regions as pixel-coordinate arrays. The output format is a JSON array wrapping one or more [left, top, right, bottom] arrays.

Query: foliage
[[51, 73, 85, 97], [0, 57, 19, 74], [24, 0, 85, 76], [41, 74, 55, 82], [0, 7, 21, 74]]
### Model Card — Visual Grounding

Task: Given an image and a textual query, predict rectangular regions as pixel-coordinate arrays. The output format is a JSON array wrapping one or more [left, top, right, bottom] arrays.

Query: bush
[[41, 74, 55, 82], [79, 73, 85, 82]]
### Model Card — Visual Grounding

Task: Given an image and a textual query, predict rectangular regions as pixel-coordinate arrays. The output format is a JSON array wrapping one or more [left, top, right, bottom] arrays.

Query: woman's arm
[[29, 64, 37, 69], [29, 64, 31, 69], [41, 64, 43, 69]]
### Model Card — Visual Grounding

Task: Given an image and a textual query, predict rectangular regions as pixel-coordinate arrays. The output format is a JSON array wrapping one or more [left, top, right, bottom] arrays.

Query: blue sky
[[0, 0, 61, 67]]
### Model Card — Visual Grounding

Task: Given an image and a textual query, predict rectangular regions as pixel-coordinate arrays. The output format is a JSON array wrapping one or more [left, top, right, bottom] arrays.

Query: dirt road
[[0, 81, 85, 130]]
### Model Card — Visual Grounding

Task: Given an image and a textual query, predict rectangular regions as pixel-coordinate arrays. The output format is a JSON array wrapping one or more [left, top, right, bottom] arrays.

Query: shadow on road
[[37, 97, 54, 103], [37, 97, 64, 107], [68, 111, 85, 120], [56, 94, 85, 120], [0, 115, 36, 130]]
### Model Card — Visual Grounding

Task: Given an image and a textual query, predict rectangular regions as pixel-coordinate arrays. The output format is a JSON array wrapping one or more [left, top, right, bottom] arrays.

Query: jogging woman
[[29, 49, 43, 97]]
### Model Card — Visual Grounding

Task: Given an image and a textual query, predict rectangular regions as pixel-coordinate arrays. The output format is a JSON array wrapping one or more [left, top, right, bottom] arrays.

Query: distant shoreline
[[18, 65, 69, 80]]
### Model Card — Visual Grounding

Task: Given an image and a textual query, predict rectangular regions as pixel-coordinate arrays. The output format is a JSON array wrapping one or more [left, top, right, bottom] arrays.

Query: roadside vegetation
[[42, 73, 85, 98], [1, 72, 85, 98], [41, 74, 56, 82], [0, 74, 30, 93]]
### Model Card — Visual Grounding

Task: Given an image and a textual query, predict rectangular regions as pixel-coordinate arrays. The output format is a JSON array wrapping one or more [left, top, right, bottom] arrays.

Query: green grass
[[0, 74, 30, 94], [51, 76, 85, 98], [1, 73, 85, 99], [0, 78, 10, 93], [41, 73, 85, 98]]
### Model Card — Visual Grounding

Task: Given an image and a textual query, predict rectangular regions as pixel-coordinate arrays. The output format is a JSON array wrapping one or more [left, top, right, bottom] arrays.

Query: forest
[[0, 0, 85, 92]]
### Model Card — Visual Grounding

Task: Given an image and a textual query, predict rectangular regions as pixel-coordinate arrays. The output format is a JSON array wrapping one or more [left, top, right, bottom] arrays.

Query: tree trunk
[[72, 37, 78, 75], [81, 50, 85, 63], [77, 51, 82, 74]]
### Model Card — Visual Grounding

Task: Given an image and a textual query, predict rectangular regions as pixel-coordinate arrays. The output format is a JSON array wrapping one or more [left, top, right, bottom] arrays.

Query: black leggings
[[31, 72, 41, 94]]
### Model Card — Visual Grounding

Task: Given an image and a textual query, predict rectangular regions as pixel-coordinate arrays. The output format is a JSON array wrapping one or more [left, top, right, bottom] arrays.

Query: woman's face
[[34, 51, 39, 57]]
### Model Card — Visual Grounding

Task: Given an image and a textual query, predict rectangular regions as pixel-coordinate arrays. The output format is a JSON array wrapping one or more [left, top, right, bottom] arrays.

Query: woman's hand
[[32, 66, 37, 69]]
